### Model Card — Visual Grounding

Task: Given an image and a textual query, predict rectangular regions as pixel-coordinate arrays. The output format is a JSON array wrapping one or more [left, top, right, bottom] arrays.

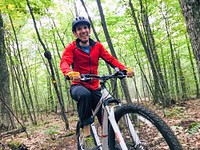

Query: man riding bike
[[60, 16, 134, 150]]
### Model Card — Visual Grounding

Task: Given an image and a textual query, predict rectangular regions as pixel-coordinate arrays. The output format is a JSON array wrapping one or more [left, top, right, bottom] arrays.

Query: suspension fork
[[124, 113, 142, 148], [101, 104, 109, 150], [115, 102, 142, 148], [90, 122, 103, 150], [107, 106, 128, 150]]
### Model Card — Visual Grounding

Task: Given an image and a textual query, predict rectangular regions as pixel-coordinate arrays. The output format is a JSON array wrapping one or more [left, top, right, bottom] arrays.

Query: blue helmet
[[72, 16, 90, 32]]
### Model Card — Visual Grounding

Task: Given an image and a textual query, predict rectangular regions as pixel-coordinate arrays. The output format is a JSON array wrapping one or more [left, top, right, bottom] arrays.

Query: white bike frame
[[89, 86, 142, 150]]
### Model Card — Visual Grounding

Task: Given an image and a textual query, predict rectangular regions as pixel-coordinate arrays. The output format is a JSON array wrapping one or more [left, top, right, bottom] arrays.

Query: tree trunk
[[80, 0, 100, 42], [6, 47, 34, 124], [96, 0, 132, 103], [176, 50, 187, 100], [9, 15, 37, 125], [131, 42, 154, 102], [26, 0, 69, 129], [129, 0, 170, 106], [179, 0, 200, 72], [161, 7, 180, 100], [186, 34, 200, 98], [0, 11, 15, 131]]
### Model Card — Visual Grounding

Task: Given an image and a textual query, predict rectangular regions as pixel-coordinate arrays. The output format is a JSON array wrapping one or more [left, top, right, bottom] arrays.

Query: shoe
[[84, 135, 96, 150]]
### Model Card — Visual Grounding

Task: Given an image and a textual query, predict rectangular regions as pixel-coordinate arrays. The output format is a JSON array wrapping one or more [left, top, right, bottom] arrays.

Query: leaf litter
[[1, 99, 200, 150]]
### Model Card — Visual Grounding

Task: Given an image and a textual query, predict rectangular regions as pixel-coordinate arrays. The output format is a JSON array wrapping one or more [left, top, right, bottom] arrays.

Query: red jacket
[[60, 39, 126, 90]]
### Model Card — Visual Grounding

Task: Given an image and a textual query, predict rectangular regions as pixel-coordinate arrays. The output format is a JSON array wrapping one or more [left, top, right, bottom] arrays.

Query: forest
[[0, 0, 200, 149]]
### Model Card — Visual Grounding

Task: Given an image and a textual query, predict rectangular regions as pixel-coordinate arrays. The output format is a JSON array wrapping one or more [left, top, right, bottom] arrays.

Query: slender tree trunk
[[48, 76, 55, 112], [52, 47, 67, 112], [160, 46, 169, 97], [9, 15, 37, 125], [80, 0, 100, 42], [185, 34, 200, 98], [6, 46, 35, 124], [5, 38, 27, 122], [131, 40, 154, 102], [30, 68, 40, 114], [51, 22, 75, 111], [51, 19, 65, 48], [26, 0, 69, 129], [11, 71, 18, 117], [176, 49, 187, 100], [96, 0, 132, 103], [129, 0, 171, 106], [161, 7, 180, 100], [142, 0, 170, 105]]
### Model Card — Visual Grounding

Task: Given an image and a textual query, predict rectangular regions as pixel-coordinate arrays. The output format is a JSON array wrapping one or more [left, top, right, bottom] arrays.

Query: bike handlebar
[[80, 71, 127, 82]]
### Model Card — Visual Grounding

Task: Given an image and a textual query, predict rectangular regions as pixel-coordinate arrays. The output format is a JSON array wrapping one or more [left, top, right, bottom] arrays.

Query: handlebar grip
[[67, 71, 80, 77], [125, 67, 133, 72], [65, 71, 80, 80]]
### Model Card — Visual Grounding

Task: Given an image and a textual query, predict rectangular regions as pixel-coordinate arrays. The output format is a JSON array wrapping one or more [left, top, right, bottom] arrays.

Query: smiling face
[[73, 25, 91, 45]]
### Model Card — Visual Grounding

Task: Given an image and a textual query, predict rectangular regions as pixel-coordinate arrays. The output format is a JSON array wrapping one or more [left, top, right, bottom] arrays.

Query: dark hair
[[72, 16, 90, 32]]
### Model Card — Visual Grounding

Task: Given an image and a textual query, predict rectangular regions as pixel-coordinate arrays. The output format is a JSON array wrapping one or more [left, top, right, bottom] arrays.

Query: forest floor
[[1, 99, 200, 150]]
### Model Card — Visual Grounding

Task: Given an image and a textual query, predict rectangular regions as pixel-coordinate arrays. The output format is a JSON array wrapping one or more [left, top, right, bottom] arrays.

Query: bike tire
[[76, 121, 83, 150], [108, 104, 182, 150]]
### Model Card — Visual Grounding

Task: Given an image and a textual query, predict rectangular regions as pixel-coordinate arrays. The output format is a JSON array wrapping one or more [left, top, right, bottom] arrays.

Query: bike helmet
[[72, 16, 90, 32]]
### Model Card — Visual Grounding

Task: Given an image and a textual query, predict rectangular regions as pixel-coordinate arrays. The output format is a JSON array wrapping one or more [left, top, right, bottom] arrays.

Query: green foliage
[[44, 127, 59, 136], [188, 122, 200, 135], [164, 107, 183, 118], [1, 0, 199, 120], [44, 125, 60, 140], [7, 141, 22, 149]]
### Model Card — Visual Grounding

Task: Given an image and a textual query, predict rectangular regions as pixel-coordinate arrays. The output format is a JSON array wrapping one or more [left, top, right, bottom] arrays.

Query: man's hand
[[66, 71, 81, 81], [125, 67, 134, 77]]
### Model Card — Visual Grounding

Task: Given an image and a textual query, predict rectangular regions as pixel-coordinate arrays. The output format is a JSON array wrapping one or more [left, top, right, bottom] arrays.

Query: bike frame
[[76, 73, 182, 150], [89, 83, 141, 150]]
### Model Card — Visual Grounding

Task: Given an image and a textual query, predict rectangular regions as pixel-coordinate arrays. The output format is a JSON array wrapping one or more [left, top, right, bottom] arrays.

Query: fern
[[164, 107, 182, 118], [188, 122, 200, 135]]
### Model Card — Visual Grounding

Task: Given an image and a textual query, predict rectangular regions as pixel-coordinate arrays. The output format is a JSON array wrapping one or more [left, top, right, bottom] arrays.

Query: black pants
[[70, 85, 102, 126]]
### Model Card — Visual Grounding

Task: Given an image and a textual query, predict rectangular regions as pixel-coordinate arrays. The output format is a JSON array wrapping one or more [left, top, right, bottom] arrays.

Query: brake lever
[[80, 75, 91, 82], [114, 70, 126, 79]]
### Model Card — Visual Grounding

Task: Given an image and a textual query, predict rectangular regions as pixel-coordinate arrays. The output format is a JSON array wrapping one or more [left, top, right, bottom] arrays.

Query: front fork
[[107, 106, 128, 150], [90, 105, 142, 150], [91, 105, 137, 150], [90, 122, 103, 150], [107, 106, 142, 150]]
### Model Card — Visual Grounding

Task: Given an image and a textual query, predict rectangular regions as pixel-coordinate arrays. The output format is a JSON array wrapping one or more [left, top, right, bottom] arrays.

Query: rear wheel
[[108, 104, 182, 150], [76, 121, 84, 150]]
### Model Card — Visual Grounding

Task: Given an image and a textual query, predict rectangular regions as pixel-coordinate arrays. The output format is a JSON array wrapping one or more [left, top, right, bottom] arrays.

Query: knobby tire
[[108, 104, 182, 150]]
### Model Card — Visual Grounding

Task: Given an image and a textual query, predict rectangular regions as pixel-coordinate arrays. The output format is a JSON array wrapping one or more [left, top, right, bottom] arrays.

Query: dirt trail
[[1, 99, 200, 150]]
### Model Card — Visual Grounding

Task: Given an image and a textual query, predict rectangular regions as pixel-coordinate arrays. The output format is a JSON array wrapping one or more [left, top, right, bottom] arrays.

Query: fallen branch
[[0, 127, 26, 138]]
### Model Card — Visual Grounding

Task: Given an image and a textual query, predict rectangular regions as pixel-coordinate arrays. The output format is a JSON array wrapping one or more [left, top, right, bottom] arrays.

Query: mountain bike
[[75, 71, 182, 150]]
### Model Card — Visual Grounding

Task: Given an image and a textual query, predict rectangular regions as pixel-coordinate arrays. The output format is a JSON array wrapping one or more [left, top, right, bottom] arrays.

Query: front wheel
[[108, 104, 182, 150]]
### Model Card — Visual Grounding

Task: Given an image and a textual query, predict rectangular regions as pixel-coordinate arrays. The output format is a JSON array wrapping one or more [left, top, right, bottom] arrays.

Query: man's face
[[73, 25, 91, 43]]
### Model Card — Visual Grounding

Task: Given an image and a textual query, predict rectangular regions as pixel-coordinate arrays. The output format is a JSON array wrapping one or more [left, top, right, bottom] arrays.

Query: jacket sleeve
[[98, 42, 126, 70], [60, 44, 74, 75]]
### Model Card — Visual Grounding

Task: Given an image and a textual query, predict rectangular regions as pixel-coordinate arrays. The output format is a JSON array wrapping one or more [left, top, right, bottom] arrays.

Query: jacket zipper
[[89, 54, 92, 74], [79, 47, 91, 73], [89, 49, 92, 86]]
